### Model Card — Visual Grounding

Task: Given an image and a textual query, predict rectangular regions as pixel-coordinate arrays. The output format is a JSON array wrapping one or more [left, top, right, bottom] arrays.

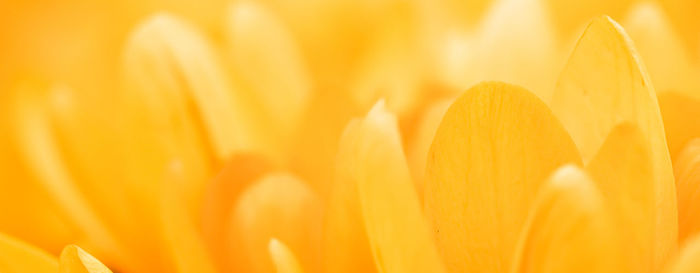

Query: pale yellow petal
[[322, 118, 376, 273], [226, 1, 311, 139], [622, 2, 699, 95], [229, 173, 323, 273], [585, 123, 656, 272], [665, 234, 700, 273], [59, 245, 112, 273], [354, 101, 447, 273], [551, 17, 677, 268], [658, 92, 700, 161], [511, 166, 625, 273], [0, 232, 58, 273], [269, 239, 306, 273], [674, 139, 700, 243], [425, 82, 582, 273]]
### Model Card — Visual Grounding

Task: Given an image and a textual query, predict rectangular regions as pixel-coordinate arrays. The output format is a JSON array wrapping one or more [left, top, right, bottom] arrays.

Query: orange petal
[[59, 245, 112, 273], [229, 173, 323, 273], [674, 139, 700, 243], [658, 92, 700, 161], [511, 166, 625, 273], [665, 234, 700, 273], [585, 123, 657, 272], [0, 232, 57, 273], [269, 239, 306, 273], [425, 82, 581, 273], [354, 101, 447, 273], [551, 17, 677, 268]]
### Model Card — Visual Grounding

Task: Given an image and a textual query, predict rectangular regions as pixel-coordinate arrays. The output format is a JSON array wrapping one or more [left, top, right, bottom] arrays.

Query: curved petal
[[510, 166, 625, 273], [269, 239, 306, 273], [658, 92, 700, 161], [0, 232, 57, 273], [551, 17, 677, 268], [406, 98, 452, 196], [59, 245, 112, 273], [674, 139, 700, 243], [425, 82, 582, 273], [228, 173, 323, 273], [354, 101, 447, 273], [585, 123, 656, 272]]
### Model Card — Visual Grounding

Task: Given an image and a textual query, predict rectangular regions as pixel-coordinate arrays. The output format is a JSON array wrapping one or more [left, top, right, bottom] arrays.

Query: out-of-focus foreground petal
[[665, 235, 700, 273], [510, 166, 624, 273], [674, 139, 700, 243], [59, 245, 112, 273], [0, 232, 57, 273], [551, 17, 677, 269], [269, 239, 306, 273], [406, 98, 452, 196], [425, 82, 581, 273], [228, 173, 323, 273], [585, 123, 657, 272], [353, 101, 447, 273]]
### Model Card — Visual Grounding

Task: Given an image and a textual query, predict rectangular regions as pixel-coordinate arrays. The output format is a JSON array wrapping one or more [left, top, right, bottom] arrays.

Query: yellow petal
[[425, 82, 582, 273], [0, 232, 58, 273], [322, 118, 376, 273], [406, 98, 452, 197], [585, 123, 656, 272], [658, 92, 700, 161], [622, 2, 699, 95], [225, 1, 311, 139], [123, 12, 254, 161], [666, 234, 700, 273], [59, 245, 112, 273], [229, 173, 323, 273], [551, 17, 677, 268], [354, 101, 447, 273], [511, 166, 624, 273], [161, 162, 217, 273], [674, 139, 700, 243], [269, 239, 306, 273]]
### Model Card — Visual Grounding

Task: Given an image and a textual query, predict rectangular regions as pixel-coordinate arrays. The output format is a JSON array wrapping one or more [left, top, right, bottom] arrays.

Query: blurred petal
[[354, 101, 447, 273], [425, 82, 581, 273], [551, 17, 677, 268], [201, 154, 273, 271], [323, 119, 376, 273], [511, 166, 625, 273], [674, 139, 700, 243], [406, 98, 452, 196], [269, 239, 306, 273], [658, 92, 700, 160], [59, 245, 112, 273], [622, 2, 699, 95], [0, 232, 57, 273], [229, 173, 323, 273], [161, 162, 217, 273], [666, 235, 700, 273], [585, 123, 656, 272], [226, 1, 312, 140]]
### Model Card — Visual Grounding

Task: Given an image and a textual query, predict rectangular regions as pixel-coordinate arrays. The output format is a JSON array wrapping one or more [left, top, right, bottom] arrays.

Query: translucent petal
[[585, 123, 656, 272], [354, 101, 447, 273], [511, 166, 625, 273], [551, 17, 677, 268], [425, 82, 581, 273], [269, 239, 306, 273], [59, 245, 112, 273]]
